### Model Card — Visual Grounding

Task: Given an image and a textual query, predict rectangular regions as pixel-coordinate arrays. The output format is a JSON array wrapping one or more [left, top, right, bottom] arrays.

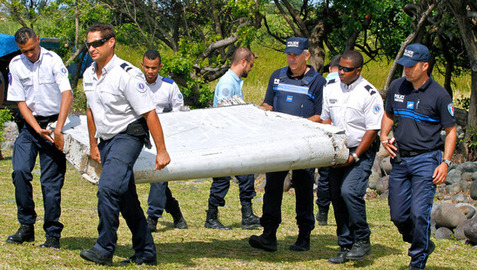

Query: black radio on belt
[[125, 117, 152, 149]]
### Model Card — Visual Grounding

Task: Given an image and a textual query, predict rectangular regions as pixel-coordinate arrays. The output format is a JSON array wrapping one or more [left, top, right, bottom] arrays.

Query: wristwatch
[[351, 153, 360, 163], [442, 159, 452, 167]]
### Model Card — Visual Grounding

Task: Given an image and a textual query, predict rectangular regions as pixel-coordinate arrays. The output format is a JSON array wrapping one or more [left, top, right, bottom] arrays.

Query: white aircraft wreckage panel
[[60, 104, 349, 184]]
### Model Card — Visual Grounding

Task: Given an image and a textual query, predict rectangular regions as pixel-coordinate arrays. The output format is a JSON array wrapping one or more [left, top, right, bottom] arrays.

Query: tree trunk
[[308, 21, 325, 74]]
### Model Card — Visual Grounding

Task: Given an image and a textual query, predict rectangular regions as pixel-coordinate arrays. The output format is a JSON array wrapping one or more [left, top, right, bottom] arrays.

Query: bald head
[[231, 47, 253, 66]]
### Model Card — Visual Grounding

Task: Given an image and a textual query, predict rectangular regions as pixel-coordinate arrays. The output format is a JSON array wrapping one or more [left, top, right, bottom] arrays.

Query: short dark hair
[[231, 47, 253, 65], [14, 27, 36, 45], [143, 49, 161, 64], [329, 55, 341, 68], [341, 51, 363, 67], [86, 23, 115, 39]]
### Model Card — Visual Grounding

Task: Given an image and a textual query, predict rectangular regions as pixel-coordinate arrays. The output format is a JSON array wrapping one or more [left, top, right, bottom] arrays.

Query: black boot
[[249, 229, 277, 252], [289, 231, 310, 251], [40, 236, 60, 248], [316, 209, 328, 226], [346, 238, 371, 261], [171, 210, 188, 229], [204, 208, 231, 230], [328, 246, 350, 264], [146, 216, 158, 232], [6, 224, 34, 244], [241, 204, 261, 229]]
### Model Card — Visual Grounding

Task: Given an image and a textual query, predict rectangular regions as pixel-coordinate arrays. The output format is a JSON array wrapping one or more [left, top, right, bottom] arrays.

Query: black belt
[[34, 114, 59, 125], [400, 148, 439, 157]]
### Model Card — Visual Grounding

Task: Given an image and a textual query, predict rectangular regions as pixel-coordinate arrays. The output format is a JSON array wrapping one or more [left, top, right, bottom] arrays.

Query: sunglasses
[[338, 65, 359, 72], [85, 37, 111, 48]]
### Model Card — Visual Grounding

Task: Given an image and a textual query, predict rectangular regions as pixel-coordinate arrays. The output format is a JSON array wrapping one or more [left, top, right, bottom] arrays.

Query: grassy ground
[[1, 149, 476, 269]]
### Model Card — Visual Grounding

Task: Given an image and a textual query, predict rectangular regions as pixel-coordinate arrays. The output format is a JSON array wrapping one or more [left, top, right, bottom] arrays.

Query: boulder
[[434, 202, 467, 228], [380, 157, 392, 176], [455, 219, 473, 240], [445, 169, 462, 185], [431, 201, 441, 220], [471, 181, 477, 200], [462, 172, 474, 182], [464, 217, 477, 244], [375, 175, 389, 194], [461, 180, 471, 193], [456, 203, 477, 219], [453, 193, 467, 204], [457, 161, 477, 174], [435, 227, 453, 239], [446, 183, 462, 194], [473, 171, 477, 181], [368, 170, 380, 189]]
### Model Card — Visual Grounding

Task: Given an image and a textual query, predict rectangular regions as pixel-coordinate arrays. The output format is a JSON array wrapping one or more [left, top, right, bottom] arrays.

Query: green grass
[[1, 150, 476, 269]]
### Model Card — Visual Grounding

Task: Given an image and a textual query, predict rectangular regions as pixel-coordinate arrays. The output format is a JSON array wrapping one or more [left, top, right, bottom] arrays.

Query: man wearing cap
[[249, 37, 326, 252], [321, 50, 383, 264], [381, 43, 456, 270]]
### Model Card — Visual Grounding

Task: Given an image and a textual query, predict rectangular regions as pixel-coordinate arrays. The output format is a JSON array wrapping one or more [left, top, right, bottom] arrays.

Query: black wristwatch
[[442, 159, 452, 167]]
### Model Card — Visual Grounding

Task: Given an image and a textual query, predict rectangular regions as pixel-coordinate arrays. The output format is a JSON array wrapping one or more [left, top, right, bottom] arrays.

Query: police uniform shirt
[[385, 76, 455, 152], [321, 76, 384, 148], [263, 65, 325, 118], [7, 47, 72, 116], [146, 75, 184, 113], [213, 69, 244, 107], [83, 55, 155, 140]]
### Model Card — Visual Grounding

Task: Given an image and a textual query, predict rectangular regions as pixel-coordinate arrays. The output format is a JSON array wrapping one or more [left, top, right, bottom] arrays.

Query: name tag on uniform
[[20, 77, 30, 84], [407, 101, 414, 109], [329, 98, 337, 104], [286, 96, 293, 102]]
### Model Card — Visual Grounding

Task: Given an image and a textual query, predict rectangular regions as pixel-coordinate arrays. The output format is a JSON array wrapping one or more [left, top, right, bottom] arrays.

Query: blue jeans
[[329, 149, 374, 247], [12, 123, 65, 238], [208, 174, 256, 208], [388, 150, 440, 269], [94, 133, 155, 261]]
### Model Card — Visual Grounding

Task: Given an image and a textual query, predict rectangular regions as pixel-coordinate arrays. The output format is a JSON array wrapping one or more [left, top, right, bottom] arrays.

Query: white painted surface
[[61, 104, 349, 184]]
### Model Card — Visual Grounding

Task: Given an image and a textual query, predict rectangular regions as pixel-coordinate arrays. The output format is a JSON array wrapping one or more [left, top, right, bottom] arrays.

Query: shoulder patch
[[162, 77, 174, 84], [364, 84, 376, 95], [120, 62, 133, 72]]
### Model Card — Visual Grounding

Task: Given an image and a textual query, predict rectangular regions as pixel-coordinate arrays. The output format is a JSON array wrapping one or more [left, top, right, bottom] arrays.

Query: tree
[[0, 0, 49, 29]]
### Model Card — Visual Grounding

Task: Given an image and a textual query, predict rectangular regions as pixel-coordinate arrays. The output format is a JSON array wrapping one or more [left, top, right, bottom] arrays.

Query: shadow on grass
[[59, 233, 404, 268]]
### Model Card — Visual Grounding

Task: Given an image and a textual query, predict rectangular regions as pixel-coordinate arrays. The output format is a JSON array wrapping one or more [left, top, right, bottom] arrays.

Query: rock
[[430, 219, 437, 236], [380, 157, 392, 176], [462, 172, 474, 182], [473, 171, 477, 181], [431, 202, 441, 220], [368, 170, 380, 189], [379, 191, 388, 201], [434, 202, 467, 228], [461, 180, 471, 193], [283, 172, 292, 192], [455, 219, 473, 240], [446, 183, 462, 194], [457, 162, 477, 174], [464, 217, 477, 244], [445, 169, 462, 185], [471, 181, 477, 200], [375, 175, 389, 194], [435, 227, 453, 239], [456, 203, 477, 219], [453, 193, 467, 204]]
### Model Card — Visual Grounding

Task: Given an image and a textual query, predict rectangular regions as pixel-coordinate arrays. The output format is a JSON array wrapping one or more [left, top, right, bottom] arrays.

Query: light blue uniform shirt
[[213, 69, 244, 107], [326, 71, 339, 82]]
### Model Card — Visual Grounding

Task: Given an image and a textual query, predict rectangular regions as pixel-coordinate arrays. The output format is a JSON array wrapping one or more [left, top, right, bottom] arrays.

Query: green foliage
[[456, 97, 470, 110], [466, 125, 477, 149], [0, 108, 12, 143]]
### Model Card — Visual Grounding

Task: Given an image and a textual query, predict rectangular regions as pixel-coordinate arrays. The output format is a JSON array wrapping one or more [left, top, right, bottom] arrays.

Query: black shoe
[[316, 210, 328, 226], [409, 240, 435, 269], [204, 208, 232, 230], [249, 234, 277, 252], [147, 216, 158, 232], [6, 224, 34, 244], [80, 247, 113, 266], [346, 239, 371, 261], [328, 247, 350, 264], [241, 204, 261, 230], [173, 216, 188, 229], [40, 236, 60, 248], [289, 233, 310, 251], [120, 255, 157, 266]]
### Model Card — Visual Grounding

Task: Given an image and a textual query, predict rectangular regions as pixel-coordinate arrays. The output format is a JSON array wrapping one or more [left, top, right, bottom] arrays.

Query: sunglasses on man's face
[[85, 37, 111, 48], [338, 65, 359, 72]]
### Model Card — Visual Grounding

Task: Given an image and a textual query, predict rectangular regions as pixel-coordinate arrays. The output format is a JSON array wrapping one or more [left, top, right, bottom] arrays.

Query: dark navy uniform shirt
[[385, 76, 456, 152], [263, 65, 325, 118]]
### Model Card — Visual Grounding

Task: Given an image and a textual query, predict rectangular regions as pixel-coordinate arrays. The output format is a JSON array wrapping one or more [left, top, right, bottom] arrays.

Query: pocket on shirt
[[39, 77, 56, 85]]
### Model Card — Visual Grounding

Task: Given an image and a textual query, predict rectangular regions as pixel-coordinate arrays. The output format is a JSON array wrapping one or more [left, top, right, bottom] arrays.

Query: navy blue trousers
[[388, 150, 440, 269], [12, 123, 65, 238], [329, 149, 374, 247], [208, 174, 256, 208], [316, 167, 331, 211], [94, 133, 155, 261], [147, 182, 180, 218], [261, 169, 315, 233]]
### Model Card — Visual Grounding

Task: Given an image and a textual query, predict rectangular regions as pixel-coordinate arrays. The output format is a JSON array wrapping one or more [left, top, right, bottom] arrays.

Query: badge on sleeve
[[178, 93, 183, 100], [8, 72, 12, 85], [373, 105, 381, 114], [137, 82, 146, 93], [447, 103, 455, 117], [61, 67, 67, 74]]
